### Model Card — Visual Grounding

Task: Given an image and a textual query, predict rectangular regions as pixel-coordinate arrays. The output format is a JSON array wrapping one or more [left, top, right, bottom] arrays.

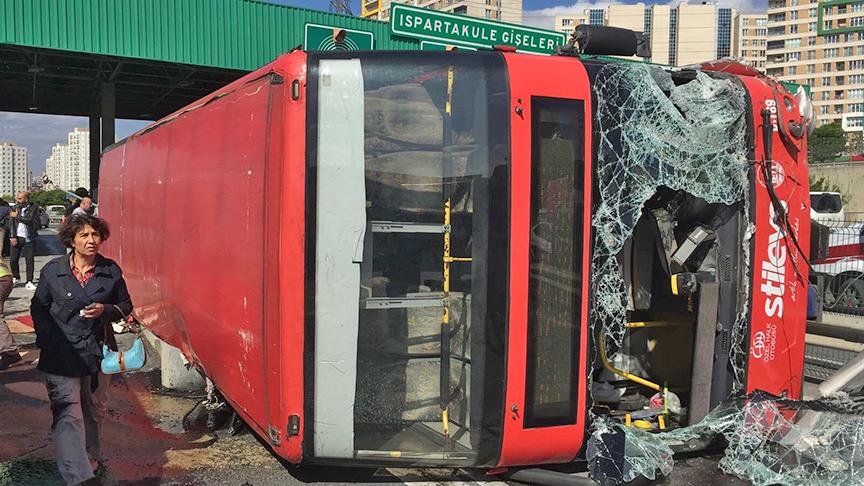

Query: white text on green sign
[[390, 4, 565, 55]]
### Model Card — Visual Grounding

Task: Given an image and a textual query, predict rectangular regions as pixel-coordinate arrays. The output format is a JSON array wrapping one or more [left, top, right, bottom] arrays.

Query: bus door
[[497, 53, 593, 467]]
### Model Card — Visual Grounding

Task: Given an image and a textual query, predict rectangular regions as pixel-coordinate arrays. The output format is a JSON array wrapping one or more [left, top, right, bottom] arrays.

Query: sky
[[0, 114, 149, 177], [276, 0, 765, 28], [2, 0, 762, 176]]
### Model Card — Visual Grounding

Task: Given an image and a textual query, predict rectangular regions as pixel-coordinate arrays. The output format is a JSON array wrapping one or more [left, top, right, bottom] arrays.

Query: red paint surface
[[817, 254, 864, 265], [736, 75, 810, 399], [272, 53, 307, 463], [100, 51, 307, 463], [824, 243, 863, 260], [496, 53, 592, 467]]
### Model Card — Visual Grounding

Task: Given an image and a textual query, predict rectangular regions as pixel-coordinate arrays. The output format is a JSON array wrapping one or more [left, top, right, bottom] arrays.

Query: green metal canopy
[[2, 0, 416, 71], [0, 0, 419, 119]]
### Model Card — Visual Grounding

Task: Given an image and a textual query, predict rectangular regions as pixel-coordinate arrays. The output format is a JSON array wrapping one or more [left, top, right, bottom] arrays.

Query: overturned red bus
[[98, 48, 812, 469]]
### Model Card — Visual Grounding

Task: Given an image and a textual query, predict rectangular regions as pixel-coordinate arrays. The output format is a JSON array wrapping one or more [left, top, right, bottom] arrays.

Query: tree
[[808, 122, 847, 163], [28, 190, 69, 207], [848, 131, 864, 156], [809, 175, 848, 204]]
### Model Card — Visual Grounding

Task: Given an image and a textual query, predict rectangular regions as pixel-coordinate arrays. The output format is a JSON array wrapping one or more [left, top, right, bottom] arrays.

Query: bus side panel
[[272, 52, 307, 463], [100, 78, 278, 439], [738, 76, 810, 399], [101, 134, 174, 340]]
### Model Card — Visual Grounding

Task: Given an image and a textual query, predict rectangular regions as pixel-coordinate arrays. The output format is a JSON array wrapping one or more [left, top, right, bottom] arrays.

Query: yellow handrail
[[441, 66, 471, 441], [625, 321, 688, 329], [597, 330, 662, 392]]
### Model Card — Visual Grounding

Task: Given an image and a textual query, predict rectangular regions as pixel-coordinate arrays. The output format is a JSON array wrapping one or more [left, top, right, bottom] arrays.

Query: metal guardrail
[[805, 219, 864, 384], [804, 343, 860, 382], [811, 219, 864, 317]]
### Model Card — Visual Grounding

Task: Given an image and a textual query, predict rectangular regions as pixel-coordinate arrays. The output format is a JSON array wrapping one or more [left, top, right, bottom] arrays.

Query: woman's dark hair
[[58, 214, 111, 248]]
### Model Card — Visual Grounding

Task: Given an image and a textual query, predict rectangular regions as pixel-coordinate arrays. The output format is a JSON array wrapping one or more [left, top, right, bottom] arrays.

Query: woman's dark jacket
[[32, 254, 132, 377]]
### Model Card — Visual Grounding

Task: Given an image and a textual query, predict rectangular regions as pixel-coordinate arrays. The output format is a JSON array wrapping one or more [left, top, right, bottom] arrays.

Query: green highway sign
[[305, 23, 374, 51], [390, 4, 565, 55]]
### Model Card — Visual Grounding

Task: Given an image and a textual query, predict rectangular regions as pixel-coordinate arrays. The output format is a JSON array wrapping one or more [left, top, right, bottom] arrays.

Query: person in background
[[62, 187, 90, 225], [0, 198, 11, 258], [8, 191, 42, 291], [72, 197, 94, 217], [32, 215, 132, 486], [0, 255, 19, 370]]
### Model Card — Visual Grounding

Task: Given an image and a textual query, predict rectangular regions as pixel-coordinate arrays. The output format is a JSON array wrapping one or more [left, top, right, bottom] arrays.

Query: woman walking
[[31, 215, 132, 485]]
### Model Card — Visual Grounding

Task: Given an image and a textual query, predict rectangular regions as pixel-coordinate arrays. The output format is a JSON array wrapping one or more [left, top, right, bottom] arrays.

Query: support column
[[89, 103, 101, 194], [689, 283, 719, 425], [93, 82, 115, 199]]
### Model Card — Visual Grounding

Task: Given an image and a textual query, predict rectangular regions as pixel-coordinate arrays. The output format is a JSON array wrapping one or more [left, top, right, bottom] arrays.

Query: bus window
[[525, 97, 585, 428]]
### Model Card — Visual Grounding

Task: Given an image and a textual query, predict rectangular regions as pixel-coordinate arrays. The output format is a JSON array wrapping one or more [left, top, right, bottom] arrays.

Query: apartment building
[[734, 14, 768, 69], [44, 143, 68, 190], [44, 128, 90, 191], [766, 0, 864, 132], [66, 128, 88, 189], [554, 3, 737, 66], [364, 0, 522, 24], [557, 13, 587, 39], [0, 142, 29, 197]]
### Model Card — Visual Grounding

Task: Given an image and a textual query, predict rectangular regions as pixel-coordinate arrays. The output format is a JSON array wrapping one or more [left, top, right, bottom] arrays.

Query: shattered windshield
[[588, 63, 750, 362], [578, 60, 864, 485], [584, 59, 753, 427]]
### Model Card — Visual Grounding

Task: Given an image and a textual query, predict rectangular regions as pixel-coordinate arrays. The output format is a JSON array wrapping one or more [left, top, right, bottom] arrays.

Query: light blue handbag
[[101, 305, 146, 374]]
